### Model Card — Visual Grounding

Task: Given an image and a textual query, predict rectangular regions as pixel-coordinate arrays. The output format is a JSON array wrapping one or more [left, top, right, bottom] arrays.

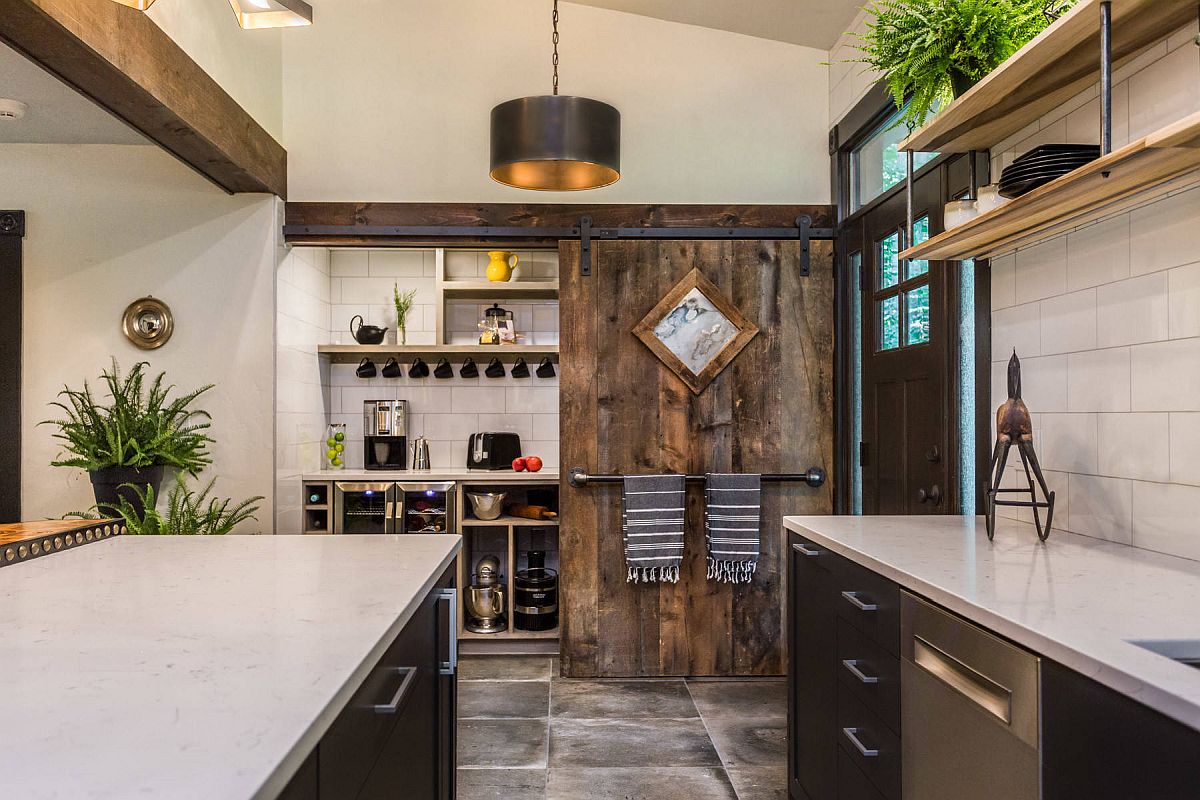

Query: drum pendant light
[[490, 0, 620, 191]]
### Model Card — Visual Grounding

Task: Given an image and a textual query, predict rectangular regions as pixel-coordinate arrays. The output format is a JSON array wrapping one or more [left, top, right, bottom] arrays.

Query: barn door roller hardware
[[281, 216, 834, 278]]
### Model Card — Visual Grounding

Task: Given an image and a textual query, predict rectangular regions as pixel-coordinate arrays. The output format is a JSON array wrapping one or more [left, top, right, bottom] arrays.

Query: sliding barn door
[[559, 239, 834, 678]]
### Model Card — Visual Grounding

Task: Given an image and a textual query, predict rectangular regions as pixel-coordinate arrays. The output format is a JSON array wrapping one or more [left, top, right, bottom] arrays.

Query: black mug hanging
[[459, 357, 479, 378], [381, 357, 403, 378], [433, 358, 455, 379], [356, 357, 377, 379], [510, 357, 530, 378], [536, 357, 556, 378], [485, 357, 506, 378], [408, 357, 430, 378]]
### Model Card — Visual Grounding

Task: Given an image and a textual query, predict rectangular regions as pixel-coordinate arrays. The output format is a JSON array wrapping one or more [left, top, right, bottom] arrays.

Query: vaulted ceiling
[[566, 0, 862, 49]]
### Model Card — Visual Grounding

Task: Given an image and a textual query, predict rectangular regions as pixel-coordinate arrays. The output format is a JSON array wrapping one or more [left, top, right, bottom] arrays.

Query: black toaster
[[467, 432, 522, 470]]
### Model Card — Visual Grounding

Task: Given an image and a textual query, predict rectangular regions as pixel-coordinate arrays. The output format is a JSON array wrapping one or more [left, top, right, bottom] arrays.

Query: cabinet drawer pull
[[792, 542, 821, 557], [373, 666, 418, 714], [842, 727, 879, 758], [437, 588, 458, 676], [841, 591, 877, 612], [842, 659, 879, 684]]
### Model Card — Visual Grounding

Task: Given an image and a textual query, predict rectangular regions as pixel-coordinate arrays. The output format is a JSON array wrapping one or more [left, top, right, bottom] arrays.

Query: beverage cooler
[[333, 481, 456, 534]]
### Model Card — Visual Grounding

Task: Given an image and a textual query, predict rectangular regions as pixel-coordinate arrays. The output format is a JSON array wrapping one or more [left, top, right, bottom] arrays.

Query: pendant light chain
[[551, 0, 560, 95]]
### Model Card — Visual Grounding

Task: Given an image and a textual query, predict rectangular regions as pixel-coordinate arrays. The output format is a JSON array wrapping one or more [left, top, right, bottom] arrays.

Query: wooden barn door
[[558, 238, 834, 678]]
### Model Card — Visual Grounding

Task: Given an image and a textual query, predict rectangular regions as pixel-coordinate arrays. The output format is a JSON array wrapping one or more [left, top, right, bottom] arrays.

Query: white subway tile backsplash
[[422, 413, 481, 442], [1068, 474, 1133, 545], [1014, 238, 1067, 304], [505, 386, 559, 415], [1169, 413, 1200, 485], [992, 303, 1040, 361], [1132, 481, 1200, 561], [1131, 338, 1200, 411], [452, 386, 508, 414], [1096, 272, 1169, 348], [1020, 355, 1069, 412], [990, 255, 1016, 310], [1067, 348, 1130, 412], [330, 250, 368, 276], [1127, 42, 1200, 141], [1040, 289, 1096, 355], [1066, 216, 1130, 292], [368, 249, 428, 277], [1097, 413, 1170, 482], [1168, 263, 1200, 339], [1038, 413, 1097, 474], [1129, 186, 1200, 277], [475, 412, 535, 442]]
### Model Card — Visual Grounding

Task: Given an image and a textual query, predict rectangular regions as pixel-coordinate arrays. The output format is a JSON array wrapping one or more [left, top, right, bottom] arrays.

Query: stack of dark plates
[[998, 144, 1101, 199]]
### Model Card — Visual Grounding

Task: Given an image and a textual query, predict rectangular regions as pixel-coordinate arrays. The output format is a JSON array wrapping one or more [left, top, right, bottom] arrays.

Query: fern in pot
[[42, 360, 214, 517], [852, 0, 1071, 130]]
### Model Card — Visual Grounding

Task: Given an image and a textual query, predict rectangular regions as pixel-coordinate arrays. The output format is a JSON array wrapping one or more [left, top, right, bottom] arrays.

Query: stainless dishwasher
[[901, 591, 1041, 800]]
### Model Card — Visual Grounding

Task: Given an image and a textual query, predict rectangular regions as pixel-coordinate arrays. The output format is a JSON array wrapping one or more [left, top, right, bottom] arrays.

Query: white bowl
[[945, 199, 979, 230], [975, 184, 1008, 215], [467, 492, 506, 520]]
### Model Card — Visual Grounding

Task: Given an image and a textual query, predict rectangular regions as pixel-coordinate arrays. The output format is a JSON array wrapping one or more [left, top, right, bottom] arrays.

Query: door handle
[[385, 501, 394, 519], [373, 666, 418, 714], [792, 542, 821, 557], [917, 485, 943, 505], [842, 727, 879, 757], [437, 588, 458, 676], [841, 591, 877, 612], [842, 659, 879, 684]]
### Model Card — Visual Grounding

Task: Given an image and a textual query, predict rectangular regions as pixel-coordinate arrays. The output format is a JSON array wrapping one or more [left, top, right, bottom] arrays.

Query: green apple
[[334, 442, 345, 453], [334, 431, 345, 442], [331, 457, 343, 466], [327, 449, 337, 460], [326, 437, 336, 447]]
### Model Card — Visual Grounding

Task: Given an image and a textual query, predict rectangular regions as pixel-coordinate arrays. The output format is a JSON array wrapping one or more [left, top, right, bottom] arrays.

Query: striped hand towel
[[622, 474, 686, 583], [705, 473, 762, 583]]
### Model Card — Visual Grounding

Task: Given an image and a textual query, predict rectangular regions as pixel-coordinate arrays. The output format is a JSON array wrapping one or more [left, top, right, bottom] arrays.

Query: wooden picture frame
[[633, 268, 759, 395]]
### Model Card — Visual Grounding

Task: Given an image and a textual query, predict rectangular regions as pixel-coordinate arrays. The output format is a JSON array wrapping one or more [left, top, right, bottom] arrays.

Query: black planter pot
[[950, 69, 978, 98], [90, 465, 165, 518]]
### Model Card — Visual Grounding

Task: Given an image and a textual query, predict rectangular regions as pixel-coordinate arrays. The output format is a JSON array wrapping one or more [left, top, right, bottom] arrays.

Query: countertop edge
[[783, 517, 1200, 734], [250, 537, 462, 800]]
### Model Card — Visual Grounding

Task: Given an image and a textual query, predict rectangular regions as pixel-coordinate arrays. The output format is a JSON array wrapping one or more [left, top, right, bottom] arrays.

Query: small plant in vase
[[105, 474, 263, 535], [851, 0, 1071, 130], [393, 285, 418, 345]]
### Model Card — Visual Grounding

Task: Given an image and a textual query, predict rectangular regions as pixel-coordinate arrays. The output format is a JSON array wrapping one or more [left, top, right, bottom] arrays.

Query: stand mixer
[[465, 555, 507, 633]]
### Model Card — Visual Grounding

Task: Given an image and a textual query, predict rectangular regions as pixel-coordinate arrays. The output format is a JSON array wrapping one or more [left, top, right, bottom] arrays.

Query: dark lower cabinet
[[280, 565, 456, 800], [1042, 659, 1200, 800], [788, 532, 902, 800]]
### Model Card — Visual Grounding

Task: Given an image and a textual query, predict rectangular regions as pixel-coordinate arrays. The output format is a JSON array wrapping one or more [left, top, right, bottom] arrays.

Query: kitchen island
[[0, 534, 460, 799]]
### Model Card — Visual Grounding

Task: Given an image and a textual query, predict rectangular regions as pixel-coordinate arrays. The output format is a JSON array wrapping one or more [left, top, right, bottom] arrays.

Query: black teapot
[[350, 314, 388, 345]]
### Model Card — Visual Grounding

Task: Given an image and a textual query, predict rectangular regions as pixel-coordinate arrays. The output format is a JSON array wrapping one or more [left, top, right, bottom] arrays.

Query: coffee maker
[[363, 400, 407, 470], [465, 555, 507, 633]]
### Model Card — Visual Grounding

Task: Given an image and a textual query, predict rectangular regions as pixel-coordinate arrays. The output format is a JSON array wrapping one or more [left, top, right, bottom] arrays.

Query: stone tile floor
[[457, 655, 786, 800]]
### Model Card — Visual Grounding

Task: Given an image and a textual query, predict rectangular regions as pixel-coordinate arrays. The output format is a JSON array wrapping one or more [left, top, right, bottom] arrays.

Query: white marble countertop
[[303, 468, 558, 482], [0, 534, 460, 799], [784, 515, 1200, 732]]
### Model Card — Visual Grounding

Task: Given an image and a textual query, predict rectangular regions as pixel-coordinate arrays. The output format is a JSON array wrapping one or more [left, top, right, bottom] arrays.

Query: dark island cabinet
[[280, 565, 457, 800], [788, 531, 902, 800]]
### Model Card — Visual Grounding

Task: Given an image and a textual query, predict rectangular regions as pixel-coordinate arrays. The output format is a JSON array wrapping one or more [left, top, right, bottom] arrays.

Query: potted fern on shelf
[[42, 360, 214, 517], [852, 0, 1072, 130]]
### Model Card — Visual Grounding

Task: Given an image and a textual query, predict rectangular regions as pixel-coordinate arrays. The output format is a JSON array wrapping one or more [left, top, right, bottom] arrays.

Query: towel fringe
[[706, 557, 757, 584], [626, 564, 680, 583]]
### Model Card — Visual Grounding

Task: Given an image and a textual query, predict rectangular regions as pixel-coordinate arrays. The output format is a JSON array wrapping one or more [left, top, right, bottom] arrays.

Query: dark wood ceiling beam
[[0, 0, 287, 197]]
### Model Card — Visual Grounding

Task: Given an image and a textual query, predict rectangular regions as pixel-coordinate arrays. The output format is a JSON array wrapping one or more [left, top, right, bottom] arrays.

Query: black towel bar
[[568, 467, 826, 489]]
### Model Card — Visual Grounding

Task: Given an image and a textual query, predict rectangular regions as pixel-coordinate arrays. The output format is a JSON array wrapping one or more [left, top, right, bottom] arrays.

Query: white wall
[[828, 8, 880, 127], [282, 0, 831, 203], [147, 0, 284, 141], [988, 25, 1200, 560], [5, 143, 278, 530]]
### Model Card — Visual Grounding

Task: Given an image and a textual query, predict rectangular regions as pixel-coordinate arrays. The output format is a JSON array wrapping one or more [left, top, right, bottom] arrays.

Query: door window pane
[[906, 216, 930, 279], [906, 284, 930, 345], [851, 107, 939, 211], [879, 232, 900, 289], [879, 295, 900, 351], [851, 252, 863, 515]]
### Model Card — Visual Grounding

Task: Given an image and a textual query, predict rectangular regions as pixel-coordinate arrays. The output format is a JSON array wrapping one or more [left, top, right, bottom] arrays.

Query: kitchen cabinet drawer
[[837, 748, 887, 800], [834, 557, 900, 657], [836, 618, 900, 734], [838, 684, 901, 800], [790, 534, 838, 572]]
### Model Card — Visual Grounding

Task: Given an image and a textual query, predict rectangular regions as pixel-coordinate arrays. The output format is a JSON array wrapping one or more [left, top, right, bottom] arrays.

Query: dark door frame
[[0, 210, 24, 523], [830, 93, 992, 515]]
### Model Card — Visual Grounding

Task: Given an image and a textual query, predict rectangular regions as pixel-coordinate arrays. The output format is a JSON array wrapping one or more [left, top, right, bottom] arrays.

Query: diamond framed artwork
[[633, 268, 759, 394]]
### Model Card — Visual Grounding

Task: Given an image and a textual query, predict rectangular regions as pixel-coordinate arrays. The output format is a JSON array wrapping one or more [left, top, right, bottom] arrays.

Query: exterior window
[[850, 251, 864, 515], [851, 108, 938, 212], [875, 215, 933, 352]]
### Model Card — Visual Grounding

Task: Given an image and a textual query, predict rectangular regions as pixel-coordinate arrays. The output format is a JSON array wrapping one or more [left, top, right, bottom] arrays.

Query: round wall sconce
[[122, 297, 174, 350]]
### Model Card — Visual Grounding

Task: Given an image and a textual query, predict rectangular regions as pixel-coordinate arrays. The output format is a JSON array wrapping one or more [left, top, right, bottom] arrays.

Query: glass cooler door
[[334, 482, 397, 534], [397, 482, 456, 534]]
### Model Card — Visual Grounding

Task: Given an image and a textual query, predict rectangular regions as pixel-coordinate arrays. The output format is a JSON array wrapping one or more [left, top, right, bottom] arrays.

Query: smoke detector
[[0, 99, 28, 120]]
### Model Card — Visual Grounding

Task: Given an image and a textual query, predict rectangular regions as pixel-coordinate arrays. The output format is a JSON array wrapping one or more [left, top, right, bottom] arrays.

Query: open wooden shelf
[[442, 280, 558, 299], [458, 627, 559, 641], [317, 343, 558, 362], [900, 0, 1197, 154], [899, 111, 1200, 261], [461, 514, 560, 528]]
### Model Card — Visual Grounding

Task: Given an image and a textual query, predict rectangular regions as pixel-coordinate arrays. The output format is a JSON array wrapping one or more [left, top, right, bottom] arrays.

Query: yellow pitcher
[[486, 251, 519, 283]]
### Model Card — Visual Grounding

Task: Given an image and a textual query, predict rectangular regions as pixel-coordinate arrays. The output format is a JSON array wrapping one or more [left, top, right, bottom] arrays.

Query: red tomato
[[512, 457, 527, 472], [525, 456, 543, 472]]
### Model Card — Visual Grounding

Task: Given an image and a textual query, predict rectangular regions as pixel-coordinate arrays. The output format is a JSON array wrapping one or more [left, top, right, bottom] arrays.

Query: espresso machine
[[465, 555, 507, 633], [363, 400, 407, 470]]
